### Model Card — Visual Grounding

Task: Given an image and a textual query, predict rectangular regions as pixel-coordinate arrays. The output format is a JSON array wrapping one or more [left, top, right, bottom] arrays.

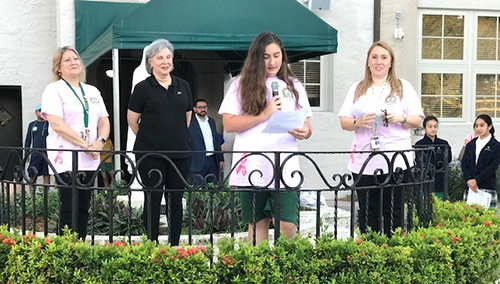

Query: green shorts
[[433, 192, 445, 201], [100, 162, 114, 172], [240, 190, 299, 225]]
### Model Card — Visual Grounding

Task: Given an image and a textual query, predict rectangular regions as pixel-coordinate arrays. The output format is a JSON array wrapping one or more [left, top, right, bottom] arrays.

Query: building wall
[[5, 0, 431, 197], [379, 0, 500, 160], [380, 0, 418, 85], [218, 1, 375, 195], [10, 0, 497, 200], [271, 0, 375, 192], [0, 0, 58, 138]]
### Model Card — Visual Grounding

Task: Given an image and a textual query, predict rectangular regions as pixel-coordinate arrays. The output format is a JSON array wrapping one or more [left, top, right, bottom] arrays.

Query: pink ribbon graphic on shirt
[[350, 144, 357, 163], [236, 153, 248, 176], [54, 145, 64, 165]]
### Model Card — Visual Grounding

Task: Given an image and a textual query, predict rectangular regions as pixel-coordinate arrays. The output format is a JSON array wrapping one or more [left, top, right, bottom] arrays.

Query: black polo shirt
[[128, 75, 193, 158]]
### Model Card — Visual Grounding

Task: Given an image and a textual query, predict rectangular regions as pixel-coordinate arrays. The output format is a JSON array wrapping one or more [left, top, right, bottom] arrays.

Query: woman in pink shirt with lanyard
[[338, 41, 423, 236], [42, 47, 110, 239]]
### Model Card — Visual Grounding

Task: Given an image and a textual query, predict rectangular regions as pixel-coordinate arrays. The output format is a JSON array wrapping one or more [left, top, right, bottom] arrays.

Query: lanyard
[[63, 79, 89, 128]]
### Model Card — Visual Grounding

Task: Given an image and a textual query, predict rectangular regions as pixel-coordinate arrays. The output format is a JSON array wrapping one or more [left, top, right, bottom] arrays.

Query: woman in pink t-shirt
[[42, 47, 110, 239], [338, 41, 423, 236], [219, 32, 312, 244]]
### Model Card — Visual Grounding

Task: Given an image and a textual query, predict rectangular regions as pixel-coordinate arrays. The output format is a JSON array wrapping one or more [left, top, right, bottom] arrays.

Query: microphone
[[271, 81, 279, 97]]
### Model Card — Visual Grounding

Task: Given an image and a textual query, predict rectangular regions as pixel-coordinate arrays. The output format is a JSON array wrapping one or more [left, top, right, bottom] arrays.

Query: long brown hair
[[354, 41, 402, 102], [51, 46, 87, 82], [239, 32, 299, 115]]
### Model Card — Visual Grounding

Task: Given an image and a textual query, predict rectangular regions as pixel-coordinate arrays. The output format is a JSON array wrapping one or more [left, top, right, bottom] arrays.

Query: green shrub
[[183, 190, 245, 235], [11, 187, 247, 236], [447, 158, 500, 202], [3, 229, 213, 284], [12, 188, 59, 232], [447, 159, 465, 202], [1, 198, 500, 283], [89, 190, 145, 236]]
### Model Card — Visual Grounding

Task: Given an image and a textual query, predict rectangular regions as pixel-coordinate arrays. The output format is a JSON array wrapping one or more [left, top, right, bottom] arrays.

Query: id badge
[[370, 137, 381, 150]]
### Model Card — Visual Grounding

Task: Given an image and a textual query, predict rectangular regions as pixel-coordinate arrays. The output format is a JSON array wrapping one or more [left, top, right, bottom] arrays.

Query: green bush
[[447, 159, 465, 202], [3, 230, 213, 284], [1, 198, 500, 283], [183, 190, 245, 235], [11, 187, 246, 236], [89, 190, 145, 236], [12, 188, 59, 232], [447, 158, 500, 202]]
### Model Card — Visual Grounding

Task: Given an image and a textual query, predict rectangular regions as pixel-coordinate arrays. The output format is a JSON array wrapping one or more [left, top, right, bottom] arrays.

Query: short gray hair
[[145, 39, 175, 75]]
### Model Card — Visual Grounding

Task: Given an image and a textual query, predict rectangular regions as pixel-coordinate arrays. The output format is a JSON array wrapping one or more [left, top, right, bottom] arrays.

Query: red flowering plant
[[432, 196, 500, 229]]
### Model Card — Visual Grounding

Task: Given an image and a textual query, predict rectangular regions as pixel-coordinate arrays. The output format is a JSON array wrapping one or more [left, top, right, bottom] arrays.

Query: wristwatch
[[400, 114, 407, 124], [98, 137, 107, 144]]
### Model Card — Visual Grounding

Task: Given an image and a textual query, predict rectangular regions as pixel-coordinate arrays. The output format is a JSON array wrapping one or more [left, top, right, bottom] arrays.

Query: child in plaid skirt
[[461, 114, 500, 209]]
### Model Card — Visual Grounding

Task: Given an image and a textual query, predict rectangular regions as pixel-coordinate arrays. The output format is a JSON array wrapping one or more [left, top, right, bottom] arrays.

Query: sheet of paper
[[262, 109, 308, 134], [466, 188, 492, 208]]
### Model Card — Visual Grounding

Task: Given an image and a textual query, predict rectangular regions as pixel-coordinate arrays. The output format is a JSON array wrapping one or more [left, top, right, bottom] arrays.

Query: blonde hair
[[51, 46, 86, 82], [354, 41, 402, 102]]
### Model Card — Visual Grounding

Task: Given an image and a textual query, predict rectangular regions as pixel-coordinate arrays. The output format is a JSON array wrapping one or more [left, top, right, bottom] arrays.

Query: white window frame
[[418, 10, 470, 65], [472, 69, 500, 118], [417, 67, 469, 122], [473, 12, 500, 66], [418, 10, 470, 122], [290, 56, 328, 111], [416, 10, 500, 122]]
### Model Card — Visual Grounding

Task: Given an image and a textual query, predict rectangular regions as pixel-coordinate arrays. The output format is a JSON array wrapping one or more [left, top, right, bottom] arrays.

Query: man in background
[[24, 104, 50, 185], [188, 99, 224, 185]]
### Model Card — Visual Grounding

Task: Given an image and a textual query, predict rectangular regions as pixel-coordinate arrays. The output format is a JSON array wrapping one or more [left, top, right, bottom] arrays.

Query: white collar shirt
[[196, 115, 214, 156], [475, 134, 491, 164]]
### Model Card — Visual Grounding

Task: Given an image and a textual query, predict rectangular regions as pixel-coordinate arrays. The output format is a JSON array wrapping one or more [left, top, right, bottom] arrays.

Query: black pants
[[191, 155, 219, 186], [57, 171, 93, 239], [353, 170, 408, 236], [136, 155, 190, 245]]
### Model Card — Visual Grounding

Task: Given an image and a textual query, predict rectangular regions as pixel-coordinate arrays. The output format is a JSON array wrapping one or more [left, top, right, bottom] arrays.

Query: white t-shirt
[[41, 79, 109, 173], [338, 79, 424, 175], [475, 134, 492, 164], [218, 76, 312, 187], [196, 115, 215, 155]]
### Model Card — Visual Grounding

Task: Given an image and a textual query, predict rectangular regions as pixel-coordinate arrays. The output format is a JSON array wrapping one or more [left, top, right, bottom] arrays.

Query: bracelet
[[353, 119, 358, 128], [98, 137, 107, 144]]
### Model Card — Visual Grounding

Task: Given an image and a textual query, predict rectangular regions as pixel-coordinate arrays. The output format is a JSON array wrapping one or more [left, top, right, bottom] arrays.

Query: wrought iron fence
[[0, 146, 444, 246]]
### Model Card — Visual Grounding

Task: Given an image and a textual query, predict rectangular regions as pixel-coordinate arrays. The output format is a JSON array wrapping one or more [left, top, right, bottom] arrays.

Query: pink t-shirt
[[338, 79, 424, 175], [218, 76, 312, 187], [41, 80, 109, 173]]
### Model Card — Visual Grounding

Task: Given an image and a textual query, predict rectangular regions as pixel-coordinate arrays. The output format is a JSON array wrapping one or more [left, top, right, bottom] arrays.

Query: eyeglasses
[[381, 109, 388, 127], [196, 106, 208, 109]]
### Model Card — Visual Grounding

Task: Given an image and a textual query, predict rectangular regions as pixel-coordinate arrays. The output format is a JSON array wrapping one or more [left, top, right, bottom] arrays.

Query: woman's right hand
[[356, 113, 376, 128], [467, 179, 478, 192], [263, 96, 281, 119]]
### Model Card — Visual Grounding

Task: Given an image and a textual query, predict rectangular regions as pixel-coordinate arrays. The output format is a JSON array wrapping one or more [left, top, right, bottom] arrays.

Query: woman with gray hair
[[127, 39, 193, 244]]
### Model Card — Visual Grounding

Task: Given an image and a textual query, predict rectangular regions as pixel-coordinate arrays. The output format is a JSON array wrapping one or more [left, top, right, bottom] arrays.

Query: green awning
[[76, 0, 338, 65]]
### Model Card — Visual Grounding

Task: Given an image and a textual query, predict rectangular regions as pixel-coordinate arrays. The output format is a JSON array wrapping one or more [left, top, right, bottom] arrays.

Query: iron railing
[[0, 146, 445, 246]]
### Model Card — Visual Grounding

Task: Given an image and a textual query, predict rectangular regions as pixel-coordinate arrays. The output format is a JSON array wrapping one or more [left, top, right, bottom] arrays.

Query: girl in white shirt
[[461, 114, 500, 208]]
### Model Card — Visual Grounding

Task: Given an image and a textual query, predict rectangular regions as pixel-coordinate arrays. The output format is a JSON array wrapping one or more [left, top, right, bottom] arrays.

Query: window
[[421, 73, 463, 118], [476, 73, 500, 117], [422, 14, 464, 60], [477, 16, 500, 60], [419, 11, 467, 120], [419, 11, 500, 121], [290, 57, 322, 107]]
